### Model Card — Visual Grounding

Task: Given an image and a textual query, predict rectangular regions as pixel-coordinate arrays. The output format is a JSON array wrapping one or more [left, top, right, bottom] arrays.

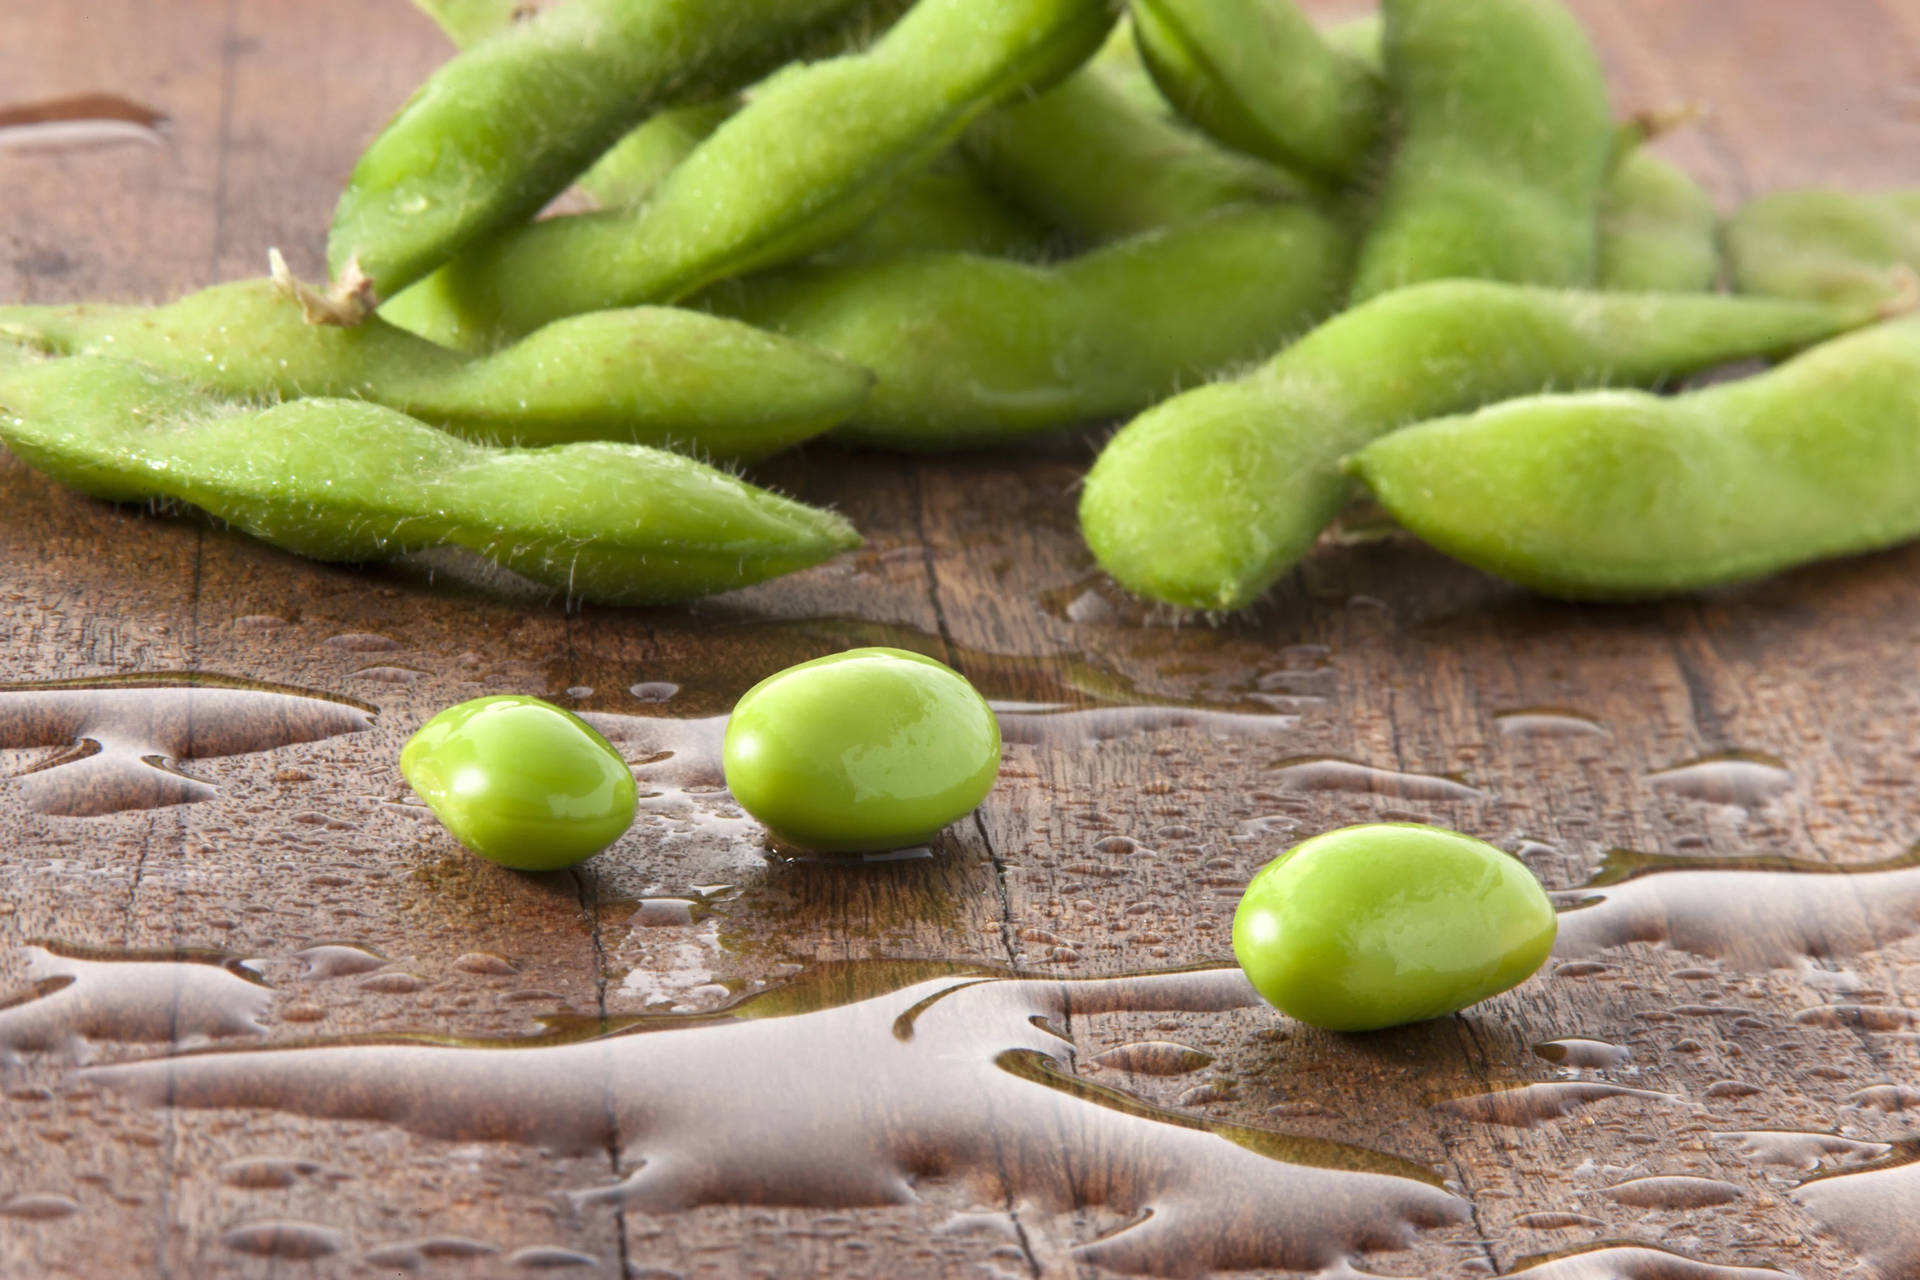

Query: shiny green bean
[[703, 203, 1353, 448], [963, 62, 1297, 246], [322, 0, 904, 319], [1351, 318, 1920, 598], [1132, 0, 1383, 184], [381, 0, 1119, 351], [1080, 282, 1884, 610], [0, 276, 871, 462], [0, 357, 859, 604], [1349, 0, 1613, 301], [1726, 187, 1920, 311]]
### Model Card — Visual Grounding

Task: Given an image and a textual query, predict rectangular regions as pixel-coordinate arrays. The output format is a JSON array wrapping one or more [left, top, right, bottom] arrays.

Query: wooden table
[[3, 3, 1918, 1276]]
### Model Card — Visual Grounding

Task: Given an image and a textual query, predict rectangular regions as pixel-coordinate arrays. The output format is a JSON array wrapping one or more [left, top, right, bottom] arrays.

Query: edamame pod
[[324, 0, 906, 317], [381, 0, 1120, 350], [1349, 0, 1613, 301], [1080, 282, 1888, 610], [964, 63, 1297, 246], [1597, 148, 1721, 292], [0, 277, 872, 462], [1725, 188, 1920, 311], [0, 358, 859, 605], [1132, 0, 1383, 185], [703, 203, 1353, 448], [1351, 319, 1920, 598]]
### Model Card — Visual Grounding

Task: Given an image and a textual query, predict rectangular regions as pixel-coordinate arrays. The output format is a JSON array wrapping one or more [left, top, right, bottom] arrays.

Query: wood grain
[[1, 3, 1917, 1277]]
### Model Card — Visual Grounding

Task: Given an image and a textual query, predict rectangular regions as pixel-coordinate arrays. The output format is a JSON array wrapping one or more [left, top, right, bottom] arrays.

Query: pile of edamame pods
[[4, 0, 1919, 607]]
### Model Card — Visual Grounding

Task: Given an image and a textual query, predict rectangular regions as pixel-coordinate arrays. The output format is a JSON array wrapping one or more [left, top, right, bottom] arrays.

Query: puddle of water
[[0, 92, 167, 152], [1508, 1244, 1797, 1279], [1435, 1082, 1679, 1129], [1792, 1142, 1920, 1279], [1552, 847, 1920, 971], [82, 962, 1468, 1275], [1267, 757, 1482, 801], [0, 673, 374, 816], [0, 943, 270, 1063], [1645, 752, 1794, 808]]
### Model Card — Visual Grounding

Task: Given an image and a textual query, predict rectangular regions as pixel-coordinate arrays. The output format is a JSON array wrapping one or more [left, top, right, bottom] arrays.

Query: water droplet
[[221, 1220, 343, 1260], [0, 92, 167, 151], [1268, 757, 1481, 801], [0, 1193, 79, 1220], [1603, 1175, 1743, 1209], [1090, 1041, 1214, 1075], [1508, 1245, 1792, 1279], [1715, 1129, 1891, 1172], [1532, 1038, 1631, 1069], [452, 953, 518, 977], [321, 632, 400, 652], [510, 1246, 599, 1268], [294, 944, 387, 979], [1496, 709, 1608, 738], [1646, 751, 1793, 808], [628, 682, 679, 703], [1436, 1082, 1678, 1129]]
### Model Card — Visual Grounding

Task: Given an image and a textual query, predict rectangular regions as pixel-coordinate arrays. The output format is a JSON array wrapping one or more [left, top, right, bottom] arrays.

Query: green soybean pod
[[1726, 188, 1920, 311], [1079, 282, 1886, 610], [1320, 13, 1383, 70], [1351, 318, 1920, 598], [322, 0, 905, 318], [0, 357, 860, 604], [963, 62, 1298, 246], [703, 202, 1353, 448], [0, 277, 873, 462], [1597, 147, 1721, 292], [1131, 0, 1383, 185], [1349, 0, 1613, 301], [379, 0, 1120, 349]]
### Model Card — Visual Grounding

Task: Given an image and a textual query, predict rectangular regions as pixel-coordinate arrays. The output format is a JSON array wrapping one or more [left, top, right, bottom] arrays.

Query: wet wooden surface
[[2, 2, 1919, 1277]]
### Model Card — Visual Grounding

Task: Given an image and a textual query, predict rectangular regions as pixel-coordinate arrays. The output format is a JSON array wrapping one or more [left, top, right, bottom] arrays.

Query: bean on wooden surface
[[1726, 187, 1920, 310]]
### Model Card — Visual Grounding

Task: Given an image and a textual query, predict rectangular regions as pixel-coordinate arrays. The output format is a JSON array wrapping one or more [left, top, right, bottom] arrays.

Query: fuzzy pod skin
[[1726, 188, 1920, 311], [963, 62, 1298, 247], [1132, 0, 1383, 185], [1079, 282, 1882, 610], [0, 279, 872, 462], [1351, 318, 1920, 599], [704, 203, 1354, 449], [1233, 824, 1556, 1032], [380, 0, 1120, 350], [1598, 148, 1721, 292], [1349, 0, 1613, 302], [0, 357, 860, 605], [328, 0, 913, 311]]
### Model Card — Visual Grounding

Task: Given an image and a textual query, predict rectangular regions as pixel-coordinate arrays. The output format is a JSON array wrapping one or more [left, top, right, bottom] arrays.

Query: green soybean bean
[[1726, 187, 1920, 311], [1349, 0, 1613, 301], [1320, 13, 1384, 71], [1088, 15, 1170, 116], [703, 203, 1353, 449], [323, 0, 913, 319], [1351, 317, 1920, 599], [0, 357, 859, 604], [1080, 281, 1885, 610], [1131, 0, 1383, 185], [380, 0, 1120, 350], [722, 647, 1001, 854], [1234, 824, 1556, 1032], [0, 276, 871, 462], [963, 62, 1297, 246], [1597, 147, 1721, 292], [402, 696, 639, 871]]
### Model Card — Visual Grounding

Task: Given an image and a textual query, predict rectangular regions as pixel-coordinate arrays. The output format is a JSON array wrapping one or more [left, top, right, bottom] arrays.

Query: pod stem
[[1878, 264, 1920, 321], [269, 248, 375, 326]]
